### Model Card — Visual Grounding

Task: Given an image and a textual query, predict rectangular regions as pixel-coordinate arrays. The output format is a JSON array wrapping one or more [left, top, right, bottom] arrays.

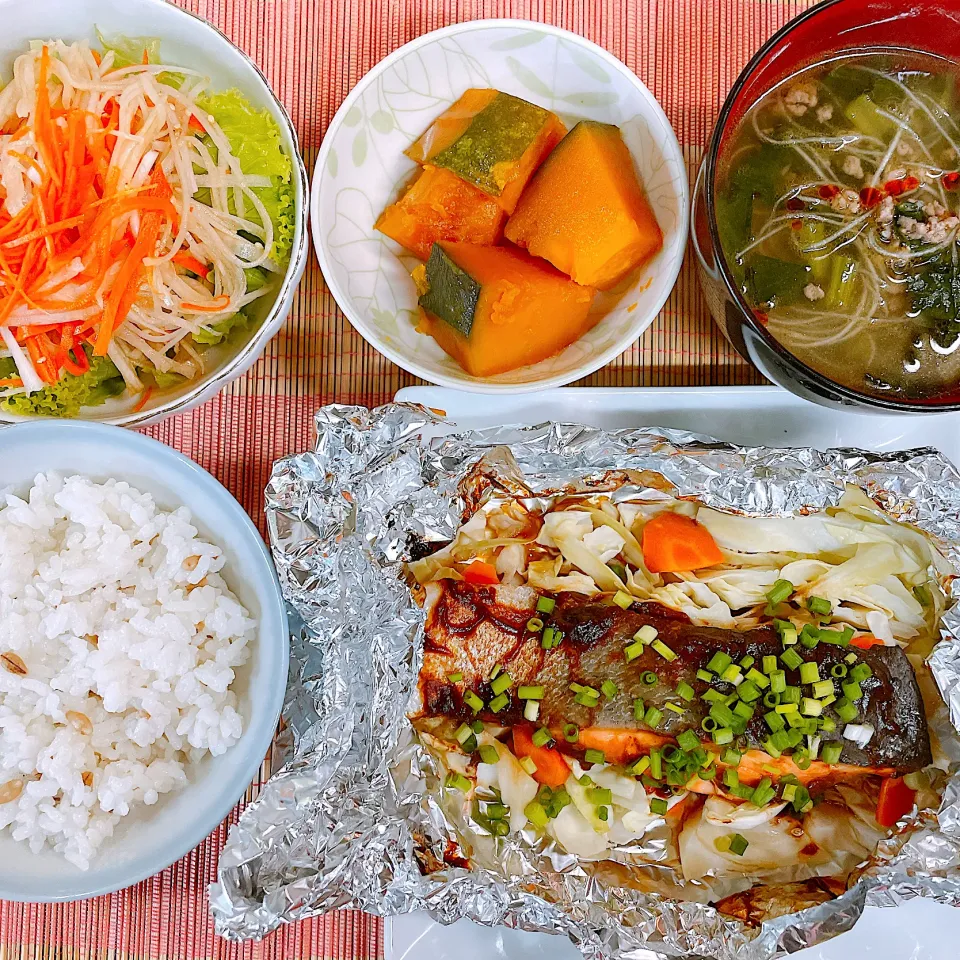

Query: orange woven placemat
[[1, 1, 813, 957]]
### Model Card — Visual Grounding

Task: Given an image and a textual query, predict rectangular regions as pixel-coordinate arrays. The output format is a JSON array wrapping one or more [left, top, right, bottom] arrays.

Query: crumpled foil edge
[[210, 402, 960, 959]]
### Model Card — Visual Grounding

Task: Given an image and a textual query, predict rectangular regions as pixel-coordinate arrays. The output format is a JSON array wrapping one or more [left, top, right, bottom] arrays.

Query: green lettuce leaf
[[196, 89, 296, 266], [191, 268, 272, 345], [96, 29, 161, 69], [2, 355, 125, 418]]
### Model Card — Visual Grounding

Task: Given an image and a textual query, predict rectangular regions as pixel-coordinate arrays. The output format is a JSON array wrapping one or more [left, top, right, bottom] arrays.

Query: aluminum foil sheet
[[210, 402, 960, 958]]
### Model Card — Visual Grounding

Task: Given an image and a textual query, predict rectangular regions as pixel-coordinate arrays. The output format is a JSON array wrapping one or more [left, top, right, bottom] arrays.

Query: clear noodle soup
[[716, 50, 960, 402]]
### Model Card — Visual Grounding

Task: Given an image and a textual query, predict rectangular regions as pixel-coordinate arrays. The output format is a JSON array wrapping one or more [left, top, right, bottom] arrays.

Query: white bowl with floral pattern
[[312, 19, 688, 393]]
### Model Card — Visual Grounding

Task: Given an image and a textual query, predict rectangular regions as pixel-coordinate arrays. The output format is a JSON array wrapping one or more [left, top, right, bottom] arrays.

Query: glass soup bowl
[[693, 0, 960, 413]]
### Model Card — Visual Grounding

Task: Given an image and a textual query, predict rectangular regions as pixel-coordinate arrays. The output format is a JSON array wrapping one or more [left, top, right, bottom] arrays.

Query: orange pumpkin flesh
[[375, 165, 506, 259], [504, 120, 664, 289], [405, 88, 566, 213], [416, 241, 596, 377]]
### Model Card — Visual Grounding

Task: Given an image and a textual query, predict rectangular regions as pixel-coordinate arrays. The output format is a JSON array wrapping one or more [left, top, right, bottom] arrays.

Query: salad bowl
[[0, 0, 310, 427]]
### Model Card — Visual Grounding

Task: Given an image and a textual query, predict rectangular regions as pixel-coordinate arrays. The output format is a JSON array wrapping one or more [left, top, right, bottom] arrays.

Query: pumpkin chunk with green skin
[[405, 89, 566, 213], [505, 121, 663, 289], [376, 165, 506, 259], [414, 241, 596, 377]]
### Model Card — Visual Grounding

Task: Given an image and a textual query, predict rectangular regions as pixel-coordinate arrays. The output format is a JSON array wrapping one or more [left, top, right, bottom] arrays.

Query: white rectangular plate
[[386, 385, 960, 960]]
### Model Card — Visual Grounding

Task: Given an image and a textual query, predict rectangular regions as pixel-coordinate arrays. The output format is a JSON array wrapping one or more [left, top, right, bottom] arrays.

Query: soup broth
[[716, 50, 960, 401]]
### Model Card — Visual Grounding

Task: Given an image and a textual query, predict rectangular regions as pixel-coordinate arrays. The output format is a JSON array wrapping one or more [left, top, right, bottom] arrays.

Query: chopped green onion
[[524, 799, 548, 827], [767, 579, 794, 605], [584, 748, 606, 765], [628, 755, 650, 776], [850, 663, 873, 683], [574, 692, 600, 707], [702, 688, 724, 703], [526, 617, 544, 633], [793, 748, 812, 770], [601, 679, 619, 699], [479, 744, 500, 765], [763, 690, 781, 708], [641, 671, 659, 686], [812, 679, 835, 699], [775, 702, 798, 714], [650, 796, 668, 816], [677, 729, 701, 753], [518, 685, 544, 700], [464, 691, 484, 713], [830, 663, 848, 678], [733, 700, 754, 719], [665, 701, 685, 715], [700, 764, 718, 780], [845, 652, 858, 664], [762, 737, 782, 759], [737, 679, 761, 703], [751, 777, 775, 807], [644, 706, 663, 728], [536, 596, 556, 614], [472, 720, 484, 733], [842, 679, 863, 701], [488, 693, 509, 713], [541, 626, 557, 649], [519, 756, 538, 776], [649, 749, 663, 779], [455, 723, 474, 745], [835, 698, 858, 723], [801, 697, 823, 717], [821, 741, 843, 764], [820, 716, 837, 733], [652, 639, 677, 661], [799, 624, 820, 649], [696, 668, 714, 683], [782, 685, 801, 704], [721, 664, 742, 684], [597, 805, 609, 822], [623, 640, 645, 662], [712, 726, 734, 745], [781, 648, 804, 671], [563, 723, 580, 743], [765, 710, 785, 733], [448, 671, 463, 683], [820, 626, 852, 646], [782, 783, 798, 804], [799, 662, 820, 685], [587, 786, 613, 805], [524, 700, 540, 722], [532, 728, 553, 748], [722, 747, 742, 766], [728, 833, 749, 856], [709, 702, 737, 728], [807, 596, 832, 616], [746, 667, 770, 689], [485, 802, 507, 820], [723, 767, 740, 789], [635, 625, 658, 644], [490, 672, 513, 696], [633, 698, 645, 721], [770, 670, 787, 694], [740, 655, 756, 670], [707, 651, 732, 674], [785, 711, 806, 729], [445, 771, 471, 792], [613, 590, 633, 609], [676, 681, 695, 702], [701, 716, 718, 732]]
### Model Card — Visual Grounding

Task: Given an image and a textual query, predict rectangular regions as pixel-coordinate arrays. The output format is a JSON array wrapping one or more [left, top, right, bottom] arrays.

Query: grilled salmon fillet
[[413, 580, 931, 788]]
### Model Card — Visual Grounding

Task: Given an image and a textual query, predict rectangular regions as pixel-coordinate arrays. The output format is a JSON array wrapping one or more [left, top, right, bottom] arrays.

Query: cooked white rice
[[0, 472, 254, 869]]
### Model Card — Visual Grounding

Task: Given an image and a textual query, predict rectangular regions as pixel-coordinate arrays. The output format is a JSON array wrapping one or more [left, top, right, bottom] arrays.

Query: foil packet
[[210, 403, 960, 958]]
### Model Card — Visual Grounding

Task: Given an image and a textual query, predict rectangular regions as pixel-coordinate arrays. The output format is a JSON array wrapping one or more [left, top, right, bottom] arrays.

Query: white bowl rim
[[0, 419, 289, 901], [0, 0, 311, 428], [311, 17, 689, 395]]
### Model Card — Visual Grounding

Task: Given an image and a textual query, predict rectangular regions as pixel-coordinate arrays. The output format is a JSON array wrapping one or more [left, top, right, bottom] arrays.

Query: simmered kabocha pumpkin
[[405, 89, 566, 213], [375, 165, 506, 259], [505, 121, 663, 289], [413, 242, 596, 377]]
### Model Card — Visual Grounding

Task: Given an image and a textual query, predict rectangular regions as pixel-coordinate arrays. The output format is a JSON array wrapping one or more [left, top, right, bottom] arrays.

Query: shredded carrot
[[0, 378, 24, 388], [173, 250, 211, 278], [179, 294, 231, 313], [641, 512, 724, 574], [133, 386, 154, 412]]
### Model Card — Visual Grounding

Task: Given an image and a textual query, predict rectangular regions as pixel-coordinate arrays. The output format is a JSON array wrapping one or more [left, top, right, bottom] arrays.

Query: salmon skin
[[414, 580, 932, 785]]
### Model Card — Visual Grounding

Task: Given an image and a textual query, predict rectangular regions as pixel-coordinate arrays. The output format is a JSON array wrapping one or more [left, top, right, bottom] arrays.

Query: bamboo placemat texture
[[1, 1, 815, 957]]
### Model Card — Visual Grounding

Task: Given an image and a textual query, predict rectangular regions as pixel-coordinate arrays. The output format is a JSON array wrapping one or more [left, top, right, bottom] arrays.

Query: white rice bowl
[[0, 472, 255, 869]]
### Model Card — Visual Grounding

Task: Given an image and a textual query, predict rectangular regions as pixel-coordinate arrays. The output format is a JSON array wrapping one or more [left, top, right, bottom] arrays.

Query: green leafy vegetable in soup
[[716, 50, 960, 401]]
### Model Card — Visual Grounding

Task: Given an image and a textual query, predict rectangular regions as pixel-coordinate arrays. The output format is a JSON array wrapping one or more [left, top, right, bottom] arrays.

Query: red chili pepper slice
[[786, 197, 805, 211], [818, 184, 841, 200], [790, 219, 803, 231], [943, 171, 960, 191], [859, 186, 884, 209]]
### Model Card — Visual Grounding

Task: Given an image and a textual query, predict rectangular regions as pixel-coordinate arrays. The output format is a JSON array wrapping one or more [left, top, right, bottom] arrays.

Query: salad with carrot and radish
[[0, 34, 295, 417]]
